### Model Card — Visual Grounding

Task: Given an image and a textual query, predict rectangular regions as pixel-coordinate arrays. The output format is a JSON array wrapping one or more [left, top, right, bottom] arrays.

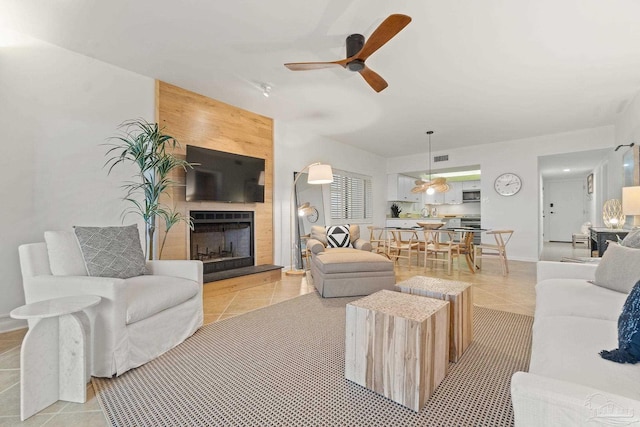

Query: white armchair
[[18, 241, 203, 377]]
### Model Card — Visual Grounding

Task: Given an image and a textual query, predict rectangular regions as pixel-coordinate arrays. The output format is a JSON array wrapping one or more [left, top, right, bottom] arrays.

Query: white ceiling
[[539, 148, 611, 179], [2, 0, 640, 158]]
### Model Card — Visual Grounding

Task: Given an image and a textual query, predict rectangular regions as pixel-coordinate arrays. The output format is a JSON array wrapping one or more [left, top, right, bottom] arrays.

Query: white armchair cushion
[[44, 231, 88, 276], [125, 275, 200, 324]]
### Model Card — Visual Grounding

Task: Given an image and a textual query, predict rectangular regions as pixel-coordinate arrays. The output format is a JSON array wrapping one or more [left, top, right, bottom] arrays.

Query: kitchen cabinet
[[444, 182, 462, 204], [462, 180, 481, 190], [424, 191, 445, 205], [386, 219, 438, 228], [387, 174, 421, 203], [443, 218, 461, 228]]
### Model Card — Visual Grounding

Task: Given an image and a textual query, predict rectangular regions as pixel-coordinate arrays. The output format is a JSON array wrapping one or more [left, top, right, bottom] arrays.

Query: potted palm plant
[[105, 119, 193, 260]]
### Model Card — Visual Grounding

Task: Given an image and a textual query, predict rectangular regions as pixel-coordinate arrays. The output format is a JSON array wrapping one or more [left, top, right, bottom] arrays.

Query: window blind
[[330, 170, 373, 222]]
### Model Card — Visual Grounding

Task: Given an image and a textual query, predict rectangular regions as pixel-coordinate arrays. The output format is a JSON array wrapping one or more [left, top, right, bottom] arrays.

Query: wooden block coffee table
[[396, 276, 473, 362], [345, 290, 449, 412]]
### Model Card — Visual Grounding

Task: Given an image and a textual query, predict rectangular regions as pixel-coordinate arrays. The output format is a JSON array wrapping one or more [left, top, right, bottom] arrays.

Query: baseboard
[[0, 314, 27, 333]]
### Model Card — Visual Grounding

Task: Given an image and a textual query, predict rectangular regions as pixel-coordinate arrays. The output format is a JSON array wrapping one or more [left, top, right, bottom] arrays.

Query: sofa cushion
[[535, 279, 627, 321], [309, 225, 327, 246], [314, 249, 393, 274], [530, 316, 640, 401], [600, 281, 640, 364], [74, 224, 146, 279], [593, 243, 640, 294], [326, 225, 350, 248], [620, 229, 640, 249], [44, 231, 88, 276], [125, 275, 199, 324]]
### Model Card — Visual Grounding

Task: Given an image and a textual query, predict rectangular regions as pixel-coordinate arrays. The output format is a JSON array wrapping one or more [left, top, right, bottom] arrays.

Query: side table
[[10, 295, 101, 420], [396, 276, 473, 362], [345, 290, 449, 411]]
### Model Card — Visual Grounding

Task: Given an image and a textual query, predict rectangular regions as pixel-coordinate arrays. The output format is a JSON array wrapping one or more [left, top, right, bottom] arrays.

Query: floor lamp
[[623, 186, 640, 228], [286, 162, 333, 276]]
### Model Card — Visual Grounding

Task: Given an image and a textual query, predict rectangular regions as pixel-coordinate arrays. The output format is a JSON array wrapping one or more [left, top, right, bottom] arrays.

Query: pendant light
[[411, 131, 449, 194], [426, 131, 435, 195]]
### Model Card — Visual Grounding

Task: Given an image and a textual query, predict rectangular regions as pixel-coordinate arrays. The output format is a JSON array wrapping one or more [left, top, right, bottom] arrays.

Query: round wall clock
[[307, 207, 319, 223], [494, 173, 522, 196]]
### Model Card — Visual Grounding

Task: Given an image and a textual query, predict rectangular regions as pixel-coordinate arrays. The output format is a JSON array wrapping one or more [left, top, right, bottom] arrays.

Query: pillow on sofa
[[311, 225, 328, 246], [600, 280, 640, 364], [348, 224, 360, 244], [74, 224, 146, 279], [620, 229, 640, 249], [326, 225, 351, 248], [593, 243, 640, 293], [44, 231, 88, 276]]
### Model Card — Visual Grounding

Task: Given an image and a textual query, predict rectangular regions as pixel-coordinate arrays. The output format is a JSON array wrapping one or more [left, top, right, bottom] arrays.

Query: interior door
[[545, 180, 584, 242]]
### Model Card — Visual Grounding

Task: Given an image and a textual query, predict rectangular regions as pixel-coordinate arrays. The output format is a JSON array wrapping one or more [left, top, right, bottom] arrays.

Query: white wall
[[273, 123, 387, 268], [616, 91, 640, 149], [0, 32, 154, 331], [387, 126, 614, 262]]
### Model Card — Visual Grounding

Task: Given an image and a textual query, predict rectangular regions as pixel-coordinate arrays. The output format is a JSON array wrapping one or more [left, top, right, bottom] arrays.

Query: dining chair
[[388, 229, 420, 268], [474, 230, 514, 276], [422, 229, 461, 275], [367, 226, 389, 257], [452, 229, 476, 274]]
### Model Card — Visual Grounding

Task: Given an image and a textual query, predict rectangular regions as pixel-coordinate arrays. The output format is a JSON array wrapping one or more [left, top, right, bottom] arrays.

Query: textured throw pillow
[[74, 224, 146, 279], [44, 231, 88, 276], [348, 224, 360, 244], [326, 225, 351, 248], [310, 225, 328, 246], [593, 243, 640, 294], [621, 229, 640, 249], [600, 280, 640, 364]]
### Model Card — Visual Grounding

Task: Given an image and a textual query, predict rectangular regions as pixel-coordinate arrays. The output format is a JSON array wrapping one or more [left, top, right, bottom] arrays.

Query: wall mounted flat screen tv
[[186, 145, 265, 203]]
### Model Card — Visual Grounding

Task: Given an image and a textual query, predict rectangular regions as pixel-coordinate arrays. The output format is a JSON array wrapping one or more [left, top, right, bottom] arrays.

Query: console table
[[589, 227, 629, 257]]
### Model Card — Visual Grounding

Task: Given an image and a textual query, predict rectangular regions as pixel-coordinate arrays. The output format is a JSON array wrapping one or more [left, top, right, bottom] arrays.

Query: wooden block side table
[[396, 276, 473, 362], [345, 290, 449, 412], [10, 295, 101, 421]]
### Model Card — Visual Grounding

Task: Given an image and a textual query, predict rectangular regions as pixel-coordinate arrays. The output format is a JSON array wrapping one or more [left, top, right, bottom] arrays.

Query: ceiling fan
[[284, 14, 411, 92]]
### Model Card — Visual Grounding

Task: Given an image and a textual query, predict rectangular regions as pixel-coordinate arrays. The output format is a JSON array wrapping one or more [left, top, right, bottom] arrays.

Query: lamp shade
[[307, 164, 333, 184], [623, 186, 640, 215]]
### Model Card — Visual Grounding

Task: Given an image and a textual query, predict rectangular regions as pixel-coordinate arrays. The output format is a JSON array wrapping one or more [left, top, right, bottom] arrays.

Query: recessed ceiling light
[[563, 169, 571, 172]]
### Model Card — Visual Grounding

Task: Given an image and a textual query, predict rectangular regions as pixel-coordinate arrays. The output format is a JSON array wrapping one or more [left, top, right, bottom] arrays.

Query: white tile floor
[[539, 241, 591, 261]]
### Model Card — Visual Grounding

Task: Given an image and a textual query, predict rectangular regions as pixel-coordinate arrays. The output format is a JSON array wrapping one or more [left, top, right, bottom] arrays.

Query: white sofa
[[19, 242, 203, 377], [511, 261, 640, 426]]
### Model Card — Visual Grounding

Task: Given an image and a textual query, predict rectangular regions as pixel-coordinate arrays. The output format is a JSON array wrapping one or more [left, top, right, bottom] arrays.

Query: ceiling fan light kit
[[284, 14, 412, 92]]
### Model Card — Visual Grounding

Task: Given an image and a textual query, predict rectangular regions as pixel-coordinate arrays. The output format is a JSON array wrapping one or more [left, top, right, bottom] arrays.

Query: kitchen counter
[[386, 218, 463, 228]]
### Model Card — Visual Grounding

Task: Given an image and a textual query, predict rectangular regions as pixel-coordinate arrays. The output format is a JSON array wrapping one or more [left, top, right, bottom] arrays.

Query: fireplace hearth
[[190, 211, 254, 274]]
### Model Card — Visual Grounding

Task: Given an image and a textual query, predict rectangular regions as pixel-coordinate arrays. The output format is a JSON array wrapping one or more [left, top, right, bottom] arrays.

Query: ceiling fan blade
[[355, 14, 411, 61], [358, 66, 388, 92], [284, 59, 347, 71]]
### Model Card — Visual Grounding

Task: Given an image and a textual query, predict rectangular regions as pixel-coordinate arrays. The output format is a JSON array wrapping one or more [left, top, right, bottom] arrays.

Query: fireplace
[[190, 211, 254, 274]]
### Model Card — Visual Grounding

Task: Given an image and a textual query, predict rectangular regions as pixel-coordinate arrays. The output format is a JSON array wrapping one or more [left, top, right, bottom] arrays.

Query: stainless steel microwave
[[462, 190, 481, 202]]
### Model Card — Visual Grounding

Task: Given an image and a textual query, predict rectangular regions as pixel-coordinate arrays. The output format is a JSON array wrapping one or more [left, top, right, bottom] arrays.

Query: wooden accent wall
[[156, 81, 274, 264]]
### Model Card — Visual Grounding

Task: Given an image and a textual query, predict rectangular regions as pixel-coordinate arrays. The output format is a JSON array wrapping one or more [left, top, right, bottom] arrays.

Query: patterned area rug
[[93, 293, 533, 426]]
